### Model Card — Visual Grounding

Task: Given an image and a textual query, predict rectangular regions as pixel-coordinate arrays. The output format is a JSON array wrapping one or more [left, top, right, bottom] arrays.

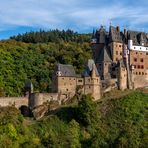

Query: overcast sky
[[0, 0, 148, 39]]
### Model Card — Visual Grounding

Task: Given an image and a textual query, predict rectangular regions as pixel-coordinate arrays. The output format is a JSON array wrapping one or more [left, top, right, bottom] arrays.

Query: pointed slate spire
[[91, 63, 97, 78], [97, 46, 112, 63], [83, 59, 99, 77]]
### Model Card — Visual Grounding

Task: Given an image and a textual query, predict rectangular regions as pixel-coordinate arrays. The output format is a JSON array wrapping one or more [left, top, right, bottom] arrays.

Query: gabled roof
[[97, 46, 112, 63], [83, 59, 99, 77], [57, 64, 76, 77]]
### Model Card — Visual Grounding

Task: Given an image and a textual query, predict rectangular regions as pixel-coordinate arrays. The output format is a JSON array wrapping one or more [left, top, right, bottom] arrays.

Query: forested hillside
[[10, 29, 91, 43], [0, 91, 147, 147], [0, 37, 92, 96]]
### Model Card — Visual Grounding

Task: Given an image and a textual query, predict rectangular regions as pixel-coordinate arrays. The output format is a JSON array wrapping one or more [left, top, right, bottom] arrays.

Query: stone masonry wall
[[0, 97, 28, 108], [29, 93, 59, 109]]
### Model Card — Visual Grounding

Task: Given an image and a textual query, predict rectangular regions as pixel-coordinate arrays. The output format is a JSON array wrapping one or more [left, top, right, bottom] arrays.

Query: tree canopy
[[0, 91, 147, 147]]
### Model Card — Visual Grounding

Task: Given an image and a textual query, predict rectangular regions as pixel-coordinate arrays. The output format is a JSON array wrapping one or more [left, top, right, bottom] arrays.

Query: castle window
[[142, 72, 144, 75], [138, 65, 140, 69], [134, 58, 137, 62], [66, 89, 68, 91], [141, 65, 144, 69], [146, 53, 148, 55], [139, 72, 141, 75], [78, 80, 82, 82], [134, 65, 136, 68], [119, 45, 121, 48], [136, 72, 138, 75], [116, 51, 118, 55], [145, 73, 147, 75], [140, 58, 144, 62]]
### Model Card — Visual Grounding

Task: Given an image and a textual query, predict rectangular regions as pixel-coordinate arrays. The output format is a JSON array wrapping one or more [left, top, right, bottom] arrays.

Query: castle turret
[[91, 63, 101, 100], [83, 59, 101, 100], [117, 60, 127, 90]]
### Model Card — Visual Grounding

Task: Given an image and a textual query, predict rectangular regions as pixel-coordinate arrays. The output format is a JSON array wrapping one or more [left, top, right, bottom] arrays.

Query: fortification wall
[[133, 75, 148, 89], [29, 93, 59, 109], [0, 97, 28, 108]]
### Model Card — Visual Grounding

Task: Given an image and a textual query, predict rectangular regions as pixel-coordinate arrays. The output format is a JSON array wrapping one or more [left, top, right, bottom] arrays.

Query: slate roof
[[93, 25, 148, 46], [97, 46, 112, 63], [83, 59, 99, 77], [109, 26, 123, 43], [24, 82, 33, 92], [94, 26, 107, 44], [127, 30, 148, 46], [57, 64, 76, 77], [117, 59, 126, 68]]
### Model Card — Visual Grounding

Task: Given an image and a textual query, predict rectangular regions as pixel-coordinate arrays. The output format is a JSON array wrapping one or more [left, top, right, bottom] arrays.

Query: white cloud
[[0, 0, 147, 32]]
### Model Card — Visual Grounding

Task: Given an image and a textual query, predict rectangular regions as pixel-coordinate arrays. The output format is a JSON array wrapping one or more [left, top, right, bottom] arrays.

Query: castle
[[0, 25, 148, 111], [91, 25, 148, 90]]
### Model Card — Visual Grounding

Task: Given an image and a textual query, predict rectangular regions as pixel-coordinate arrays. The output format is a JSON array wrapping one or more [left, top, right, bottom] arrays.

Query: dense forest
[[0, 91, 147, 147], [10, 29, 91, 43], [0, 29, 92, 96]]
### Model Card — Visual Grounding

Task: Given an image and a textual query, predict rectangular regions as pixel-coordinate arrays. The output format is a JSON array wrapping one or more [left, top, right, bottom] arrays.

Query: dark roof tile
[[57, 64, 76, 77]]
